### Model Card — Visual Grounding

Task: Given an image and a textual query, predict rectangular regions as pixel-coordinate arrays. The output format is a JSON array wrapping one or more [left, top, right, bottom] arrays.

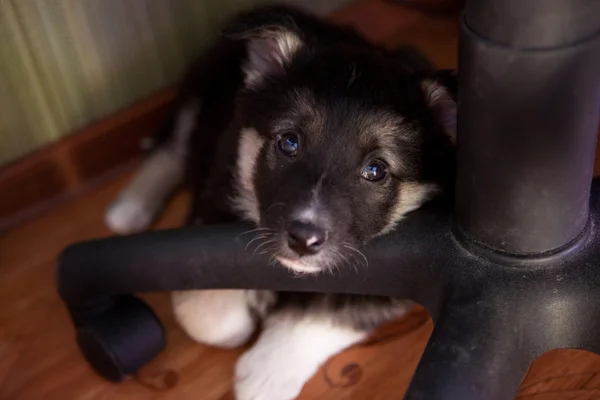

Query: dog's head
[[227, 8, 457, 274]]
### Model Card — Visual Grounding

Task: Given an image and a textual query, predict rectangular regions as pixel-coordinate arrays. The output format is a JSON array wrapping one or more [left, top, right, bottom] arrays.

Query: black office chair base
[[56, 178, 600, 398], [55, 0, 600, 398]]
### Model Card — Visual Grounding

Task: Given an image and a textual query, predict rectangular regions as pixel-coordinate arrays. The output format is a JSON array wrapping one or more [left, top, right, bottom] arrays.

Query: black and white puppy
[[105, 5, 457, 399]]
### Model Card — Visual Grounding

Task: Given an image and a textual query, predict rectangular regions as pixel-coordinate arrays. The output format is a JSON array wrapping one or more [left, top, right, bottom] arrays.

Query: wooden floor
[[2, 1, 600, 399]]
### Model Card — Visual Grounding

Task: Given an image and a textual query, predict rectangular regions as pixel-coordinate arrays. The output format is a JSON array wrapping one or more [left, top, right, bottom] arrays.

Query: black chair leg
[[405, 300, 533, 400]]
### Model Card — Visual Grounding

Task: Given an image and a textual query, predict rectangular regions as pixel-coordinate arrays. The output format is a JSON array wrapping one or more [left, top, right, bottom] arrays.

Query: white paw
[[104, 197, 156, 235], [172, 290, 256, 349], [235, 351, 311, 400], [234, 316, 367, 400]]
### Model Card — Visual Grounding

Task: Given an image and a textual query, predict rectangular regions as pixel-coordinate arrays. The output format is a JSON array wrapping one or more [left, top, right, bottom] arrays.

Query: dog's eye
[[361, 159, 387, 181], [277, 134, 299, 157]]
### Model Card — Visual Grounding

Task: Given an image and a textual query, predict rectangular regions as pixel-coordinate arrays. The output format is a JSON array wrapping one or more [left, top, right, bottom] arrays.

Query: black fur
[[154, 4, 456, 331]]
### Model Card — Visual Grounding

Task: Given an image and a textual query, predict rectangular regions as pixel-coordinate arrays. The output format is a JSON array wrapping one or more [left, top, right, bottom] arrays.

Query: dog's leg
[[104, 100, 199, 234], [172, 289, 267, 349], [234, 312, 369, 400]]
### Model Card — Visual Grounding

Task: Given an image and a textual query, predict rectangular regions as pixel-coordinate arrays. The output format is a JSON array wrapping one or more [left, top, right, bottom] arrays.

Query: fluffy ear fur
[[224, 7, 306, 86], [421, 69, 457, 142]]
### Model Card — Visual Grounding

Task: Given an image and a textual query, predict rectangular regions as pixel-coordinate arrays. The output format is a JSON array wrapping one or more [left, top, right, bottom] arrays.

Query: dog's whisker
[[344, 251, 361, 274], [237, 227, 275, 240], [342, 243, 369, 268], [239, 227, 274, 236], [250, 237, 274, 254], [245, 234, 271, 248], [333, 249, 351, 269], [264, 202, 286, 215], [328, 256, 340, 277], [244, 233, 274, 251], [258, 243, 279, 256], [253, 239, 277, 255], [332, 249, 355, 275]]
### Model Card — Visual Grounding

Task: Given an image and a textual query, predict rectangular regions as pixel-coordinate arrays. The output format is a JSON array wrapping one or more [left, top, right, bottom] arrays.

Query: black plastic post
[[403, 302, 534, 400], [402, 1, 600, 398], [455, 0, 600, 255]]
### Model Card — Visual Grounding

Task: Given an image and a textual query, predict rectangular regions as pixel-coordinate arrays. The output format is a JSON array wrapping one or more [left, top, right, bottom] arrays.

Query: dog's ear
[[224, 8, 306, 86], [420, 69, 457, 142]]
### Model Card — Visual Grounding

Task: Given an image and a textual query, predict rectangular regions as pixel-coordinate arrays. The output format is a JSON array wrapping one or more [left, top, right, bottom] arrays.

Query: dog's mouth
[[243, 225, 331, 274], [273, 239, 365, 275], [270, 237, 330, 274], [275, 256, 322, 274], [245, 224, 366, 275]]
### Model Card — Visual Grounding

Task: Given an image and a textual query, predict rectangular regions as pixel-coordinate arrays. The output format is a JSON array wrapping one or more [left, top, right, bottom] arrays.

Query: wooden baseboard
[[0, 0, 462, 232], [0, 88, 177, 231]]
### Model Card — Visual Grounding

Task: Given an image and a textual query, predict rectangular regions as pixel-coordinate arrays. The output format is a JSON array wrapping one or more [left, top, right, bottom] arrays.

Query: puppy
[[105, 5, 457, 399]]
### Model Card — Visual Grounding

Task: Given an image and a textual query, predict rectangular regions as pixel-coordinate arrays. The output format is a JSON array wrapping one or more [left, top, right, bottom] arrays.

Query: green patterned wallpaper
[[0, 0, 276, 166]]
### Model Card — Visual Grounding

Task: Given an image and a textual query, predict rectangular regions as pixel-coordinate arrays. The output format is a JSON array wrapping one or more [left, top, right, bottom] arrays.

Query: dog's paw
[[172, 290, 256, 349], [234, 348, 311, 400], [104, 197, 156, 235], [234, 316, 367, 400]]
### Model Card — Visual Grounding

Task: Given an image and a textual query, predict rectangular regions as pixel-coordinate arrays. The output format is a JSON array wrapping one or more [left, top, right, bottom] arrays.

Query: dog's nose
[[285, 220, 327, 256]]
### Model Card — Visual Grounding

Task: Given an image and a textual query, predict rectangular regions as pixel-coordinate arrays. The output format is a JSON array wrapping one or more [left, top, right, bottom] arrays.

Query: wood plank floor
[[2, 2, 600, 399]]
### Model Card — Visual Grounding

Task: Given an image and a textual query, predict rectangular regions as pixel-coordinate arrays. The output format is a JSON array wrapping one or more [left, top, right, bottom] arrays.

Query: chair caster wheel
[[75, 295, 165, 381]]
